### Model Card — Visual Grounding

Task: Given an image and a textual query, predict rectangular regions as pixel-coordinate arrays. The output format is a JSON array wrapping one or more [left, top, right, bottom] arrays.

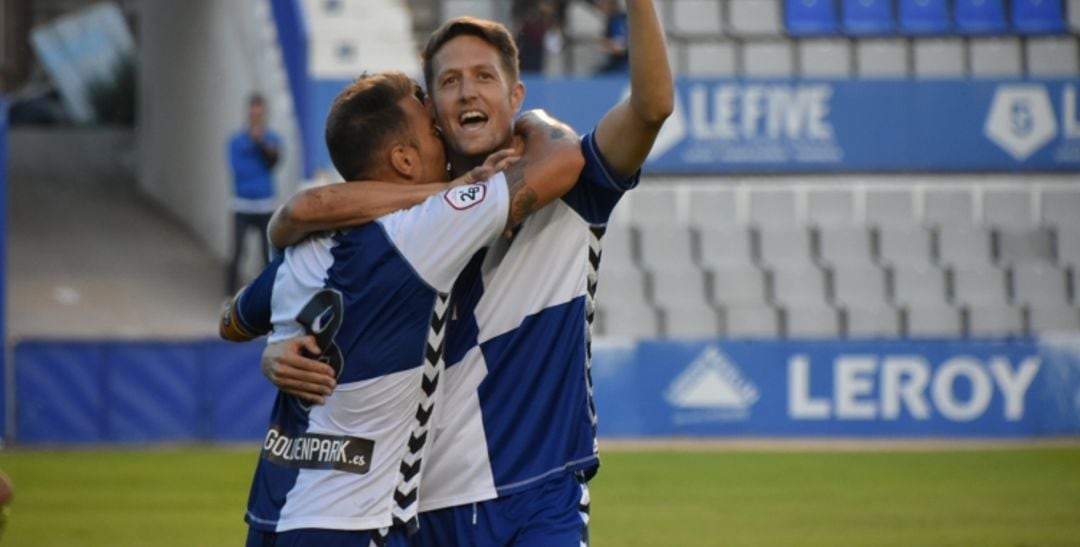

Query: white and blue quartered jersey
[[418, 130, 640, 511], [233, 175, 510, 533]]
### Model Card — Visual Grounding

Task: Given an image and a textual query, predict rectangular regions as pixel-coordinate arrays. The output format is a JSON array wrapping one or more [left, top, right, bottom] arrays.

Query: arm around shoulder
[[268, 181, 448, 248], [502, 110, 586, 230]]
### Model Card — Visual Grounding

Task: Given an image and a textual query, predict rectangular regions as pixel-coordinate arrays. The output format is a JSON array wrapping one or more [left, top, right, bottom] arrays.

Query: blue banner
[[304, 77, 1080, 176], [519, 77, 1080, 173], [592, 338, 1080, 438], [13, 337, 1080, 443], [14, 340, 275, 444]]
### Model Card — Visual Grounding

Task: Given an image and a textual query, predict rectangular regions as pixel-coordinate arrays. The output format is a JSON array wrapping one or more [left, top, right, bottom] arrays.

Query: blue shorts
[[413, 472, 590, 547], [246, 527, 409, 547]]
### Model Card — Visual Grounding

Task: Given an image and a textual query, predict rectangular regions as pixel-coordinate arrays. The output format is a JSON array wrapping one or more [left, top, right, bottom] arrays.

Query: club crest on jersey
[[445, 183, 487, 210]]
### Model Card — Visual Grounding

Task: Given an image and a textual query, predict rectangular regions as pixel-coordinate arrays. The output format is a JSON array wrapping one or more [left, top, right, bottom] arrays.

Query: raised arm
[[503, 109, 585, 230], [592, 0, 674, 179]]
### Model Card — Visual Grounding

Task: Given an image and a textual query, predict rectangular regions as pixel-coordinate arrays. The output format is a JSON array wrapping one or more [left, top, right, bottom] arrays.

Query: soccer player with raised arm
[[221, 71, 584, 547], [254, 3, 673, 544]]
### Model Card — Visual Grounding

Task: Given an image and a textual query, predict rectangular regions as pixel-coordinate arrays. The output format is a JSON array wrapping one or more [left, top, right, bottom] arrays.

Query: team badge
[[445, 184, 487, 210]]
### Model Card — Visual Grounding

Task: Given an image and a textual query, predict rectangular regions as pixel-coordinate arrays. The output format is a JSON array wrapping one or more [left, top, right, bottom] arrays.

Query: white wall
[[138, 0, 300, 259]]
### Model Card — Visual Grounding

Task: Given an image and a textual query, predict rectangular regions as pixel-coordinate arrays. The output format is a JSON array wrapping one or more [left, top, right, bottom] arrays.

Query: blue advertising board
[[303, 77, 1080, 176], [593, 338, 1080, 438], [520, 77, 1080, 173], [12, 337, 1080, 444], [14, 340, 275, 444]]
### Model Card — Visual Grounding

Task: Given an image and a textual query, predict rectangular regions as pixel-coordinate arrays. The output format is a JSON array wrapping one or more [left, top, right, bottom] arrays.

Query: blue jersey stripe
[[476, 297, 597, 495]]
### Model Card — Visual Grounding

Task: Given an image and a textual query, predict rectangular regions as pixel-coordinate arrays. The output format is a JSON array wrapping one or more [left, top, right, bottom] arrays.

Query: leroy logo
[[984, 85, 1058, 161], [665, 346, 759, 422], [788, 354, 1040, 422]]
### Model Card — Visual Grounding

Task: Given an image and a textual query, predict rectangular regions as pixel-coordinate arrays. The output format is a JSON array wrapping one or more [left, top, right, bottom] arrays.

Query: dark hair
[[248, 93, 265, 107], [324, 71, 422, 180], [422, 16, 520, 93]]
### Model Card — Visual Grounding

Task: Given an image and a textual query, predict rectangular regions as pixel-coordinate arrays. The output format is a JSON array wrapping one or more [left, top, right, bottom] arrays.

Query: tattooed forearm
[[549, 125, 568, 141], [504, 158, 539, 229]]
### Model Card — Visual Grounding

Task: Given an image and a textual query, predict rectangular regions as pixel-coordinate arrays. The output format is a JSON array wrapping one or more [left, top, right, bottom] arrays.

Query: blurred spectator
[[226, 93, 281, 295], [513, 0, 565, 73], [596, 0, 629, 73]]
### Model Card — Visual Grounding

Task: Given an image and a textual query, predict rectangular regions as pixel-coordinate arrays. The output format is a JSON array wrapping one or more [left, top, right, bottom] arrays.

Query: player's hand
[[450, 149, 520, 188], [514, 109, 579, 148], [262, 336, 337, 405]]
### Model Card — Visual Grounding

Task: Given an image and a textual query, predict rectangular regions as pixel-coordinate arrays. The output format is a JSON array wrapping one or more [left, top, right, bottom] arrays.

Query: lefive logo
[[665, 346, 760, 412], [984, 85, 1058, 161]]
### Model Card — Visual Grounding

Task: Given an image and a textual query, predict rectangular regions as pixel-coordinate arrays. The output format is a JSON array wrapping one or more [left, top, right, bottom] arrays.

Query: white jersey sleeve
[[376, 172, 510, 293]]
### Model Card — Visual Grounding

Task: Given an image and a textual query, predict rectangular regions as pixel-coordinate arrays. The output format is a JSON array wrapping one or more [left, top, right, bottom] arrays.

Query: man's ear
[[509, 80, 525, 115], [389, 144, 419, 180]]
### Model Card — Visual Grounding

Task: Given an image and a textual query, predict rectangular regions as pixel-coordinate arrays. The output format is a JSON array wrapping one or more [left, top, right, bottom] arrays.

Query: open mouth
[[458, 110, 489, 132]]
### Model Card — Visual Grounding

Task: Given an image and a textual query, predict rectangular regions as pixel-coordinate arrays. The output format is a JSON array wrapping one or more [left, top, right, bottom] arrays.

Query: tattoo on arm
[[549, 126, 568, 141], [505, 159, 539, 229]]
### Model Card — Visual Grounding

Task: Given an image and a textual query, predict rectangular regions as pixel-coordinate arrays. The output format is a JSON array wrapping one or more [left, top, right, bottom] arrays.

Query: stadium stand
[[785, 0, 839, 36], [672, 0, 725, 36], [899, 0, 952, 35], [819, 226, 876, 267], [1012, 0, 1067, 34], [807, 189, 856, 226], [798, 38, 853, 76], [13, 0, 1080, 345], [878, 226, 935, 268], [729, 0, 784, 36], [723, 304, 782, 338], [955, 0, 1009, 34], [913, 38, 966, 77], [843, 0, 897, 35], [594, 177, 1080, 339], [537, 0, 1080, 78], [937, 225, 996, 268], [855, 38, 910, 77], [758, 226, 816, 268]]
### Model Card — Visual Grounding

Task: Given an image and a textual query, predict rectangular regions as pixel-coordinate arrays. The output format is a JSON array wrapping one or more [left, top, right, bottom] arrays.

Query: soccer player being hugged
[[252, 2, 673, 544], [220, 72, 584, 546]]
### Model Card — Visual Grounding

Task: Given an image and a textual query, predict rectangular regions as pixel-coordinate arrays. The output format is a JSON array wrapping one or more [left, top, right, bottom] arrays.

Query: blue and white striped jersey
[[234, 175, 510, 533], [418, 130, 639, 511]]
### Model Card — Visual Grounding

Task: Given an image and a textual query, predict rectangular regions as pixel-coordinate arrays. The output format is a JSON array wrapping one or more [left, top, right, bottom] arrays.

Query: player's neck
[[447, 139, 515, 178], [448, 154, 485, 178]]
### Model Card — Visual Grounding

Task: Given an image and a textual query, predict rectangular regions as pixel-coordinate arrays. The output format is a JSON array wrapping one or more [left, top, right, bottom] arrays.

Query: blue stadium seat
[[842, 0, 895, 35], [786, 0, 839, 35], [1012, 0, 1066, 34], [899, 0, 951, 34], [955, 0, 1008, 34]]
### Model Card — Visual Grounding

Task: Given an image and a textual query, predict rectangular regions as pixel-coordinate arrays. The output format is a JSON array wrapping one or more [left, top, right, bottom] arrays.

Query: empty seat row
[[595, 298, 1080, 339], [619, 185, 1080, 229], [611, 34, 1079, 77], [787, 0, 1075, 37], [603, 224, 1080, 273], [564, 0, 1077, 40], [599, 258, 1077, 317]]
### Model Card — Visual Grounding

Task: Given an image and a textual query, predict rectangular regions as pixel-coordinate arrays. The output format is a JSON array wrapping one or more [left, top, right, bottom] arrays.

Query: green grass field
[[2, 445, 1079, 546]]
